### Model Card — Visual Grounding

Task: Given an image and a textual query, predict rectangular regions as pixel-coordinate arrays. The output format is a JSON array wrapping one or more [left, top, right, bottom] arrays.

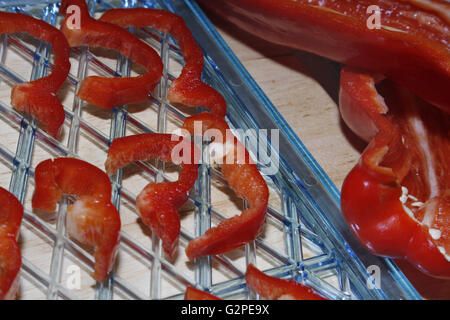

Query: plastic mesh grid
[[0, 0, 421, 300]]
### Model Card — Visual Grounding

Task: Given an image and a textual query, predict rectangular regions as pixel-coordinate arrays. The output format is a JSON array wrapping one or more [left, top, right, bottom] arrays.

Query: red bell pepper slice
[[0, 187, 23, 300], [105, 133, 199, 258], [59, 0, 163, 109], [99, 7, 227, 116], [197, 0, 450, 113], [340, 67, 450, 278], [245, 264, 327, 300], [32, 157, 112, 211], [32, 157, 120, 282], [184, 286, 221, 300], [0, 12, 70, 137], [182, 113, 269, 259]]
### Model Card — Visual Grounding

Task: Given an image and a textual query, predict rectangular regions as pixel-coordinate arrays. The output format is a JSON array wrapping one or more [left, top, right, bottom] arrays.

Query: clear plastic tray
[[0, 0, 421, 300]]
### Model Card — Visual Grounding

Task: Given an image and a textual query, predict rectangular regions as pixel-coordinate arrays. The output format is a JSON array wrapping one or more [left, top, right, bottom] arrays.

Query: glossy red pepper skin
[[0, 187, 23, 300], [0, 12, 70, 137], [105, 133, 199, 258], [32, 157, 112, 212], [99, 8, 227, 116], [245, 264, 326, 300], [32, 158, 121, 282], [342, 166, 450, 278], [197, 0, 450, 113], [182, 113, 269, 259], [340, 67, 450, 278], [184, 286, 221, 300], [59, 0, 163, 109]]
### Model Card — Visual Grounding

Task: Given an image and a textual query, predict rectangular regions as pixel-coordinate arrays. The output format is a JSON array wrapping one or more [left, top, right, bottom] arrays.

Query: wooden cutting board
[[209, 16, 450, 300]]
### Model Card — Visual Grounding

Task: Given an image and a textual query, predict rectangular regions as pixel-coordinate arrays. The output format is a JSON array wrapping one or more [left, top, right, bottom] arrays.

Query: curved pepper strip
[[182, 113, 269, 259], [245, 264, 326, 300], [184, 286, 221, 300], [99, 8, 227, 117], [32, 158, 121, 282], [105, 133, 199, 258], [340, 67, 450, 278], [0, 12, 70, 137], [197, 0, 450, 113], [59, 0, 163, 109], [0, 187, 23, 300]]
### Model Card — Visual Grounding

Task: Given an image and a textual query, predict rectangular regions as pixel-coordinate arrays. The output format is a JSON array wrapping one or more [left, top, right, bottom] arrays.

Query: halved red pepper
[[184, 286, 221, 300], [32, 158, 121, 282], [0, 12, 70, 137], [182, 113, 269, 259], [198, 0, 450, 279], [245, 264, 327, 300], [59, 0, 163, 109], [197, 0, 450, 113], [99, 7, 227, 116], [340, 67, 450, 278], [105, 133, 199, 258], [0, 187, 23, 300]]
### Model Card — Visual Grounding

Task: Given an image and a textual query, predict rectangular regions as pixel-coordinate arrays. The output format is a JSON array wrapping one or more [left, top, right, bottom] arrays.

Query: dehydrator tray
[[0, 0, 422, 300]]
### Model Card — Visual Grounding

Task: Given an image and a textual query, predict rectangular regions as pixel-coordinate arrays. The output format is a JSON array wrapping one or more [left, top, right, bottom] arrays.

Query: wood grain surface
[[207, 13, 450, 300]]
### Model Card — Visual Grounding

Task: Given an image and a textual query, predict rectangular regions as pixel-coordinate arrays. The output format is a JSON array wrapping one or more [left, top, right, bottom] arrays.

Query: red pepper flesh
[[0, 12, 70, 137], [32, 158, 121, 282], [340, 67, 450, 278], [184, 286, 221, 300], [59, 0, 163, 109], [99, 8, 227, 117], [245, 264, 327, 300], [197, 0, 450, 113], [0, 187, 23, 300], [105, 133, 199, 258], [182, 113, 269, 259], [32, 157, 112, 212]]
